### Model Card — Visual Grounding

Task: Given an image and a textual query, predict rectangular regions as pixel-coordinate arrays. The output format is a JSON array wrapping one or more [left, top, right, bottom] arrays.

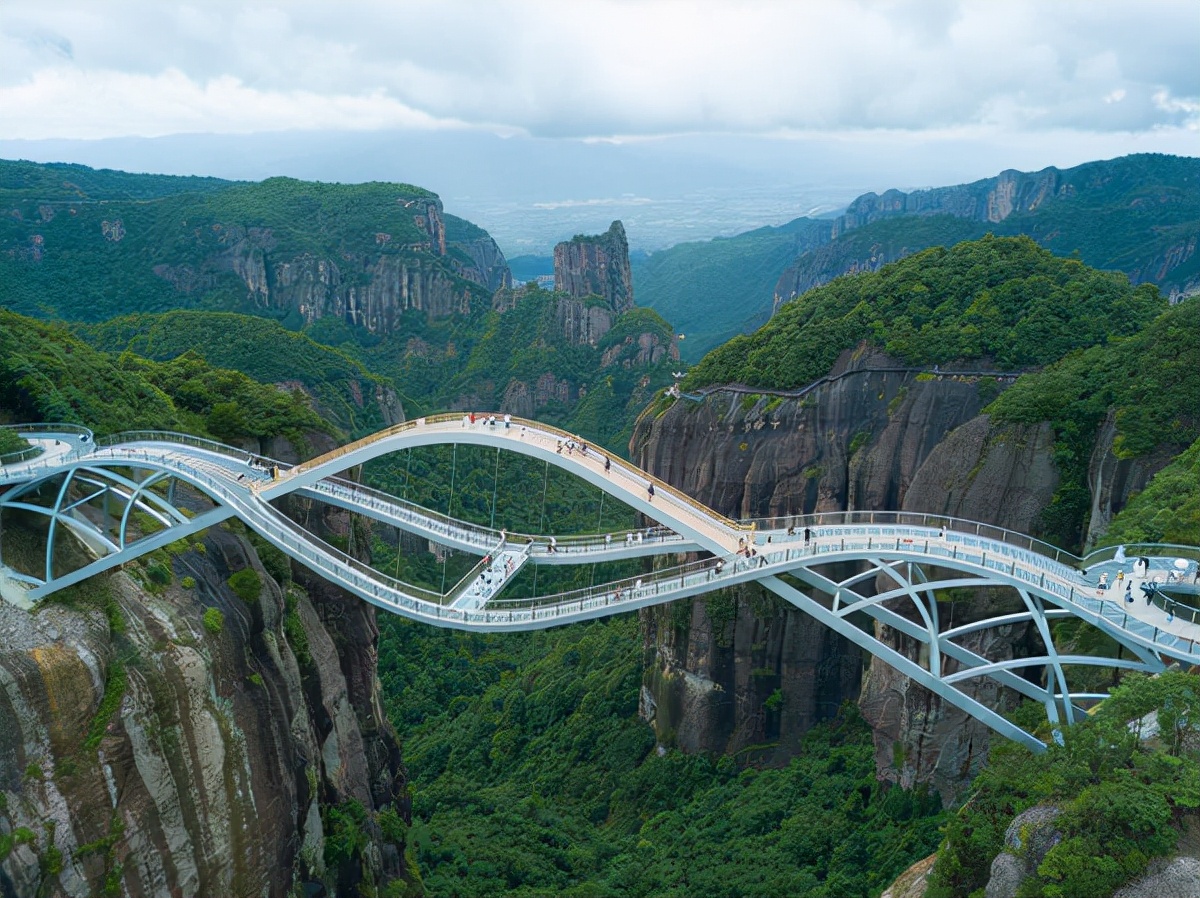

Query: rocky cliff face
[[450, 233, 512, 293], [489, 284, 677, 419], [631, 349, 1003, 764], [553, 221, 634, 312], [1084, 410, 1179, 546], [221, 230, 482, 332], [153, 193, 504, 335], [859, 415, 1060, 798], [554, 297, 616, 346], [829, 168, 1065, 240], [773, 155, 1200, 309], [0, 465, 416, 896], [632, 347, 1159, 796]]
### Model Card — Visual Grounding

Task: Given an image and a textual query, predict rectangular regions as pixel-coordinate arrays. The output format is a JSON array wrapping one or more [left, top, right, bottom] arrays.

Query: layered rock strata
[[0, 455, 415, 896], [553, 221, 634, 312], [632, 345, 1165, 795]]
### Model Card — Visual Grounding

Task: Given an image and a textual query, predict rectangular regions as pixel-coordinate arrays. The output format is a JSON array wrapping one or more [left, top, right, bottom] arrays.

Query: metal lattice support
[[768, 555, 1166, 748], [2, 420, 1198, 754], [0, 462, 233, 595]]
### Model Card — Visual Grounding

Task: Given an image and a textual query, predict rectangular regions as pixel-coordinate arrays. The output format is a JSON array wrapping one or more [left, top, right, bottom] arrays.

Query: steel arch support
[[44, 468, 78, 583], [868, 556, 943, 678], [760, 574, 1047, 752], [782, 562, 1064, 711], [27, 505, 235, 599], [1017, 589, 1073, 726]]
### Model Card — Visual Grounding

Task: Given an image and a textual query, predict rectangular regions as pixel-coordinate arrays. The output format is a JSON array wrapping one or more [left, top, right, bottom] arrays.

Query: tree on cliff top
[[684, 235, 1165, 391]]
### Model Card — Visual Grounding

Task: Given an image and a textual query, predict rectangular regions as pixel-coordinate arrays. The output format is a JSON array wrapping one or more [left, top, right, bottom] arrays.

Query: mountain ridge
[[633, 153, 1200, 361]]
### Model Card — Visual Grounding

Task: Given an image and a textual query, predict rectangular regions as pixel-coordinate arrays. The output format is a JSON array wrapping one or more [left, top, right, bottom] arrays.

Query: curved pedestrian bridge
[[2, 415, 1198, 751]]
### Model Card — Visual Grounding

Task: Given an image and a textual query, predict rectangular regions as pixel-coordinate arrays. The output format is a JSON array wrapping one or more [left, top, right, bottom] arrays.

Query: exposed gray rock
[[983, 806, 1063, 898], [1113, 857, 1200, 898], [0, 485, 413, 896], [554, 221, 634, 312], [632, 349, 998, 762]]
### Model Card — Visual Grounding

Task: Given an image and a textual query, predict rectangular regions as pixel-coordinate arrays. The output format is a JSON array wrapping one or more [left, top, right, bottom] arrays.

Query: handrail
[[741, 509, 1199, 576], [0, 444, 41, 465], [287, 413, 745, 532], [488, 554, 725, 609], [444, 539, 507, 606], [287, 415, 448, 477], [3, 423, 94, 438], [4, 423, 1199, 659], [1, 423, 94, 465], [313, 476, 686, 550], [684, 366, 1023, 401], [98, 431, 293, 470]]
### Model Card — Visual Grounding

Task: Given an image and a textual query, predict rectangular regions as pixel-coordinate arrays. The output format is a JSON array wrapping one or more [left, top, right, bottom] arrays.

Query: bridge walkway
[[2, 421, 1197, 663]]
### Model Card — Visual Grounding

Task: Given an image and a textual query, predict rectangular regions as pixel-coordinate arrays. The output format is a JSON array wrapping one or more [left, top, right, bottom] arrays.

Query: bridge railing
[[743, 511, 1199, 573], [286, 413, 745, 533], [504, 416, 744, 532], [173, 466, 449, 609], [314, 476, 493, 546], [743, 510, 1077, 563], [0, 444, 42, 465], [314, 477, 685, 553], [96, 431, 293, 470], [0, 424, 94, 467], [488, 555, 721, 611], [287, 415, 453, 478], [4, 423, 94, 439]]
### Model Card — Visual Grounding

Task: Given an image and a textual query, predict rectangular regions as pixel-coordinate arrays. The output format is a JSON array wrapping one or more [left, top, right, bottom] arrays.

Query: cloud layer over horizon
[[1, 0, 1197, 142]]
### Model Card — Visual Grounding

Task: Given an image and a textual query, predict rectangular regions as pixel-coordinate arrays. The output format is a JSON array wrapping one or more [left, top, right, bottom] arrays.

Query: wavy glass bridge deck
[[2, 416, 1198, 751]]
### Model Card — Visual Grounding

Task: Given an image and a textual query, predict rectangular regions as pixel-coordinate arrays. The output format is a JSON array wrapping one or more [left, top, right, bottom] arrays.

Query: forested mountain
[[684, 235, 1164, 391], [79, 310, 404, 437], [635, 153, 1200, 361], [0, 160, 678, 449], [3, 158, 1200, 898], [631, 217, 831, 359]]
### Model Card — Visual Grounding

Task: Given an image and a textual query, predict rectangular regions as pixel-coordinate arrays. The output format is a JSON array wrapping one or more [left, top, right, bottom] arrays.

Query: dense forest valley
[[0, 155, 1198, 898]]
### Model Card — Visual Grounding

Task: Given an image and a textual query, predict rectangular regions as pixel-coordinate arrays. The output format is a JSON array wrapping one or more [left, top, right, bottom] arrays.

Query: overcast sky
[[1, 1, 1196, 250], [2, 0, 1196, 142]]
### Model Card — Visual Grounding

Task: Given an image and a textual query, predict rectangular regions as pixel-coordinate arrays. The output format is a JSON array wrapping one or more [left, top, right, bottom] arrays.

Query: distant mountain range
[[636, 153, 1200, 361]]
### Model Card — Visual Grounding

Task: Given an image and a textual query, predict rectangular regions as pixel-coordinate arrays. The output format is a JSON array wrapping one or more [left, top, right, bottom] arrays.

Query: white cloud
[[0, 67, 474, 139], [0, 0, 1196, 140]]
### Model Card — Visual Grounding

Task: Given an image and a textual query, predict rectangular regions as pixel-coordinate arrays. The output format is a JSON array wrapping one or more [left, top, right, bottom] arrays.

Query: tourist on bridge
[[804, 527, 811, 546], [647, 483, 655, 502], [604, 456, 611, 474]]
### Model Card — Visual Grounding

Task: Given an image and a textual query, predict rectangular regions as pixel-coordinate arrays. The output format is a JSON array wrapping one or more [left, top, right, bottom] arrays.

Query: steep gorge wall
[[226, 230, 482, 331], [632, 349, 1001, 768], [553, 221, 634, 313], [156, 195, 505, 335], [632, 347, 1159, 795], [0, 445, 415, 896]]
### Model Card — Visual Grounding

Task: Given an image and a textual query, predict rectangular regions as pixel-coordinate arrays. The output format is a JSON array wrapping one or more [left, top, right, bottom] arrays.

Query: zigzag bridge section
[[2, 416, 1198, 752]]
